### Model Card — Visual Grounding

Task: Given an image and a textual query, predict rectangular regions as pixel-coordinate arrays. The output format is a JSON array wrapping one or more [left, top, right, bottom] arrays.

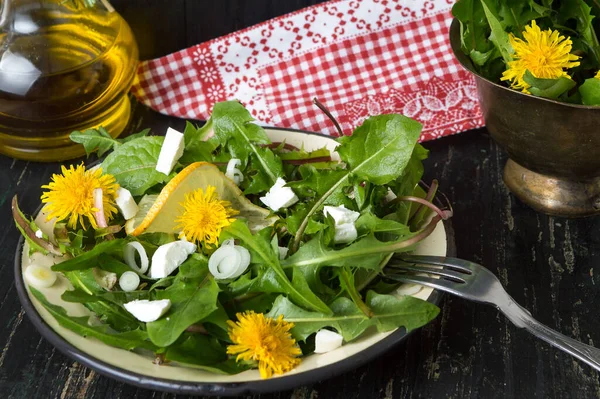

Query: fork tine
[[398, 255, 475, 274], [384, 274, 467, 297], [386, 263, 467, 283]]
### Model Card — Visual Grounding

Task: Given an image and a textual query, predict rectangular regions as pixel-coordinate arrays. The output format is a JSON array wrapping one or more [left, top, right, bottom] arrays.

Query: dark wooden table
[[2, 1, 600, 398]]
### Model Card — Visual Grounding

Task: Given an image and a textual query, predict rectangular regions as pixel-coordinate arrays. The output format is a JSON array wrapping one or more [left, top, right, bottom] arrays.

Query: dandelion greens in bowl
[[14, 100, 451, 379]]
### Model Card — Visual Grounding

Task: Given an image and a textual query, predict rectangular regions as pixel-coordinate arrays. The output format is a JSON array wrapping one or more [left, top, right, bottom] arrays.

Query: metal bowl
[[450, 19, 600, 217]]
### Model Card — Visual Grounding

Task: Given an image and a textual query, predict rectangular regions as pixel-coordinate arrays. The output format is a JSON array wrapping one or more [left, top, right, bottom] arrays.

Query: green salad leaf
[[211, 101, 282, 193], [147, 255, 220, 347], [222, 220, 331, 314], [101, 136, 167, 196], [70, 127, 121, 157], [291, 114, 422, 249], [284, 231, 417, 271], [164, 334, 248, 374], [523, 70, 576, 99], [180, 120, 219, 163], [579, 76, 600, 104], [31, 287, 155, 351], [63, 269, 142, 331], [51, 239, 128, 272], [268, 292, 440, 342]]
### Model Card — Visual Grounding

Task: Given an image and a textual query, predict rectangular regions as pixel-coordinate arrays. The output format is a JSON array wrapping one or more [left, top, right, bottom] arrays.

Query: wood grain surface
[[1, 1, 599, 398]]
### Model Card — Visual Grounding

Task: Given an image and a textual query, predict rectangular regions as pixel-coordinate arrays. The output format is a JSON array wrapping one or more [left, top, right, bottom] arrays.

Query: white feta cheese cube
[[259, 178, 299, 212], [115, 187, 139, 220], [155, 127, 185, 175], [149, 240, 197, 278], [124, 299, 171, 322], [323, 205, 360, 226], [333, 223, 358, 244], [314, 329, 344, 353]]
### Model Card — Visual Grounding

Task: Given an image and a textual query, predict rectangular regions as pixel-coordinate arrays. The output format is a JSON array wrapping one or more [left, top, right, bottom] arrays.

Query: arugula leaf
[[146, 255, 220, 347], [101, 136, 167, 196], [136, 232, 177, 247], [51, 239, 128, 272], [121, 128, 151, 143], [61, 288, 150, 304], [284, 232, 417, 271], [292, 114, 422, 249], [268, 292, 440, 342], [579, 76, 600, 104], [559, 0, 600, 65], [96, 254, 136, 276], [70, 127, 120, 157], [12, 196, 61, 256], [62, 269, 142, 331], [288, 165, 349, 204], [389, 144, 428, 223], [31, 287, 154, 350], [469, 48, 495, 66], [164, 334, 248, 374], [211, 101, 282, 190], [336, 115, 423, 185], [277, 147, 332, 162], [337, 267, 372, 317], [453, 0, 490, 54], [355, 213, 411, 239], [221, 220, 331, 314], [498, 0, 550, 34], [180, 120, 219, 163], [480, 0, 513, 63], [523, 70, 576, 99]]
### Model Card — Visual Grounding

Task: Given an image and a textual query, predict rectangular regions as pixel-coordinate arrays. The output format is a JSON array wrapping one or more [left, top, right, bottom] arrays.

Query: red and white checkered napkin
[[131, 0, 484, 141]]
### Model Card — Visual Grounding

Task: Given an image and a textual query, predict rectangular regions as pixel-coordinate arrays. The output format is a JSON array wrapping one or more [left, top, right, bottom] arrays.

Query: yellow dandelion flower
[[175, 185, 239, 246], [227, 311, 302, 379], [41, 163, 119, 229], [501, 20, 580, 93], [595, 70, 600, 79]]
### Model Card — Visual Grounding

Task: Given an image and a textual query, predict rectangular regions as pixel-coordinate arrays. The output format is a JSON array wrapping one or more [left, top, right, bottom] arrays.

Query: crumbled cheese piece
[[259, 178, 298, 212], [333, 224, 358, 244], [323, 205, 360, 226], [155, 127, 185, 175], [323, 205, 360, 244], [314, 329, 344, 353], [149, 240, 197, 278], [115, 187, 139, 220], [124, 299, 171, 323]]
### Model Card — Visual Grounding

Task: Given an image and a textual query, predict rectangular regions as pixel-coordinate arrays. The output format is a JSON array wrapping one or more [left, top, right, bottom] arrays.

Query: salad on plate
[[14, 101, 451, 379]]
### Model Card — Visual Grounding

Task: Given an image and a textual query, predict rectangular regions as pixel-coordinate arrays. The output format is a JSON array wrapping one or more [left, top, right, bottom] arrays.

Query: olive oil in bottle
[[0, 0, 139, 161]]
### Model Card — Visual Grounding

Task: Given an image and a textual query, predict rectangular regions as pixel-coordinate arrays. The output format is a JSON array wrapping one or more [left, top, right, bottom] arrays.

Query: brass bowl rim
[[449, 18, 600, 111]]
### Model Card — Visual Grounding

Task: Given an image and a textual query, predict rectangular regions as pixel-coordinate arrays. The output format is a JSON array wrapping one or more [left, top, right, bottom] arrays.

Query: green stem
[[339, 267, 373, 318], [355, 253, 394, 292], [228, 225, 330, 314], [291, 174, 349, 252], [232, 120, 277, 185], [287, 214, 443, 269]]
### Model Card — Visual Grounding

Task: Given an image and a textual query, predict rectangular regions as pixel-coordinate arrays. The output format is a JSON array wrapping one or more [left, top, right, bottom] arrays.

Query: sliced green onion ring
[[123, 241, 149, 274]]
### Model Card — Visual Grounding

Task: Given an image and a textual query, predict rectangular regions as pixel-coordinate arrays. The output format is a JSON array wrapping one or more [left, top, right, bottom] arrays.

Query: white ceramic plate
[[15, 128, 450, 395]]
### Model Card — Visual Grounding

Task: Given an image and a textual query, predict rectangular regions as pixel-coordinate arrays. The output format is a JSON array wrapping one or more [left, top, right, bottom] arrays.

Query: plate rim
[[13, 127, 454, 396]]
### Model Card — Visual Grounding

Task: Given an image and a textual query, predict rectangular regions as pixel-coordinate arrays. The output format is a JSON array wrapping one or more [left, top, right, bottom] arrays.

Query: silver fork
[[386, 255, 600, 372]]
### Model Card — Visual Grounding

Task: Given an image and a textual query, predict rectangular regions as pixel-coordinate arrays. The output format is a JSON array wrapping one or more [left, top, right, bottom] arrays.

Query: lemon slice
[[125, 162, 276, 236]]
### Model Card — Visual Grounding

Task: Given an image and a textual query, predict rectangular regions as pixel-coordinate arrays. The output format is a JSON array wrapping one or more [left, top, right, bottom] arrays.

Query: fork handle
[[499, 298, 600, 372]]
